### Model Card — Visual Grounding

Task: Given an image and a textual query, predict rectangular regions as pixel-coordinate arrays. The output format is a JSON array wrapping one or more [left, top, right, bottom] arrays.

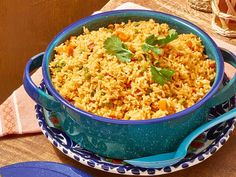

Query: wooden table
[[0, 0, 236, 177]]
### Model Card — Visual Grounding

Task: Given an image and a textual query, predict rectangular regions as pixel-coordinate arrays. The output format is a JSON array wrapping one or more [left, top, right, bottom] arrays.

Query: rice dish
[[49, 19, 216, 120]]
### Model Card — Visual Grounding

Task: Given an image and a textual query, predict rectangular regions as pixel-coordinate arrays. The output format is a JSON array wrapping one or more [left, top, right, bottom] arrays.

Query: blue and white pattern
[[35, 79, 235, 176]]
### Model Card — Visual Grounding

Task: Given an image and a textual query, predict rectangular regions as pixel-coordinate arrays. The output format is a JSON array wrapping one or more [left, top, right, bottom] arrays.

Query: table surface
[[0, 0, 236, 177]]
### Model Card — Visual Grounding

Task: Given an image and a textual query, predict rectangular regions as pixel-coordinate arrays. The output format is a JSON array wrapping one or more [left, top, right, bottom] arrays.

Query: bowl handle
[[23, 52, 61, 111], [207, 48, 236, 108]]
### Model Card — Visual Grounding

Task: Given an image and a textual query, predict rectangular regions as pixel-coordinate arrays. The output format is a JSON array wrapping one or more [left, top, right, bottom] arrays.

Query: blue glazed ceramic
[[23, 10, 236, 159], [0, 161, 92, 177], [35, 80, 235, 175]]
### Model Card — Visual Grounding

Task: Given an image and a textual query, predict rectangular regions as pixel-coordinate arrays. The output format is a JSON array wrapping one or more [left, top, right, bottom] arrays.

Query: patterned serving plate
[[35, 79, 235, 176]]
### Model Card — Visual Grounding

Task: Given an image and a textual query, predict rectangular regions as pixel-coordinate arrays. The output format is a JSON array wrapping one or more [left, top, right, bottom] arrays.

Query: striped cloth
[[0, 2, 235, 136], [0, 70, 42, 136]]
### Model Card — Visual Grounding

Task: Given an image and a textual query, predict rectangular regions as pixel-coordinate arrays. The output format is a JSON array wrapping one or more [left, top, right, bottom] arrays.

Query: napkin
[[0, 2, 235, 137], [0, 69, 42, 136]]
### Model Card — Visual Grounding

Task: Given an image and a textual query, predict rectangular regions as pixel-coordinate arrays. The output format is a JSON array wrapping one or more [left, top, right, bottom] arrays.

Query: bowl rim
[[42, 9, 224, 125]]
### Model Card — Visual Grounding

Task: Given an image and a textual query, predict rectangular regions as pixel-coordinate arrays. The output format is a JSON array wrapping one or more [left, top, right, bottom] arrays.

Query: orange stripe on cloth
[[0, 95, 18, 136], [15, 84, 41, 134]]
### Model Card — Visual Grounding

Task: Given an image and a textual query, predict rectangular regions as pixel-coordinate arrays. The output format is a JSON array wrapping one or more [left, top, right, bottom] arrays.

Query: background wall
[[0, 0, 109, 103]]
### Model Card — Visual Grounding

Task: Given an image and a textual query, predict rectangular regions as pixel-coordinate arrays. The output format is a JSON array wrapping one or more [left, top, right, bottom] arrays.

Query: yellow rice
[[49, 19, 216, 120]]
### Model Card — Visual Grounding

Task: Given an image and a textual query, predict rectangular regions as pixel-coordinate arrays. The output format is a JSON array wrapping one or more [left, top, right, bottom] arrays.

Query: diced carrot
[[209, 62, 215, 68], [115, 31, 129, 42], [158, 99, 167, 110], [67, 44, 74, 56], [168, 105, 176, 114], [186, 41, 192, 48]]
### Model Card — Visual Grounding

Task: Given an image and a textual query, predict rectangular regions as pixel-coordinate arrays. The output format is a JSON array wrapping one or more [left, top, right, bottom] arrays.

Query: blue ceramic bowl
[[23, 10, 236, 159]]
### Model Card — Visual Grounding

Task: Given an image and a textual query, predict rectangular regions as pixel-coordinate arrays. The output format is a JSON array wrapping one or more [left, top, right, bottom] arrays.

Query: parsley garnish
[[145, 34, 157, 46], [146, 29, 178, 46], [142, 43, 162, 55], [151, 65, 175, 85], [104, 35, 133, 62], [142, 29, 177, 84], [142, 29, 177, 55]]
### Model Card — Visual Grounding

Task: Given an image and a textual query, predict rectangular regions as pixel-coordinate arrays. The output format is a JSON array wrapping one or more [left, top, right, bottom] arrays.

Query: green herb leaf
[[156, 29, 178, 45], [151, 65, 175, 85], [159, 68, 175, 81], [151, 66, 165, 85], [122, 43, 128, 50], [145, 34, 156, 46], [142, 43, 162, 55], [104, 35, 132, 62], [115, 51, 132, 62], [104, 35, 123, 53], [146, 29, 178, 46]]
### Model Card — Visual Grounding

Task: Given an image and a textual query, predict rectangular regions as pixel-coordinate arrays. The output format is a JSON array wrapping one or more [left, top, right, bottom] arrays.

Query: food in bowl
[[24, 10, 236, 159], [49, 19, 216, 120]]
